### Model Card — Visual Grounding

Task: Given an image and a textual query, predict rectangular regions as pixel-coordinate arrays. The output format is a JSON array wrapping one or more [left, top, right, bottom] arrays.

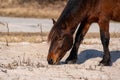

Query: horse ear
[[52, 18, 56, 24]]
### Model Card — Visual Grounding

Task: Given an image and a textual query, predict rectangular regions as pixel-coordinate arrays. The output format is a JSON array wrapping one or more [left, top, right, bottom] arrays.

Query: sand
[[0, 38, 120, 80]]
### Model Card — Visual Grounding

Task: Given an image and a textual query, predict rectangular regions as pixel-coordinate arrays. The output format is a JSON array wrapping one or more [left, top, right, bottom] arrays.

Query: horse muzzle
[[47, 58, 60, 65], [47, 52, 60, 65]]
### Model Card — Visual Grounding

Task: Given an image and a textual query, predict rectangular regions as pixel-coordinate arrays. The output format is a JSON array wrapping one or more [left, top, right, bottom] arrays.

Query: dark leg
[[98, 18, 111, 66], [65, 20, 90, 64]]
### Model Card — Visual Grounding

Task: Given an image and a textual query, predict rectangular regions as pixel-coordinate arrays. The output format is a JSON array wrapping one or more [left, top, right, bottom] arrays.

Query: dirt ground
[[0, 38, 120, 80]]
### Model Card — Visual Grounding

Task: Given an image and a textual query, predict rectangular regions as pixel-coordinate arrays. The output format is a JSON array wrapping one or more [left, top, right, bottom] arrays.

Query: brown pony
[[47, 0, 120, 66]]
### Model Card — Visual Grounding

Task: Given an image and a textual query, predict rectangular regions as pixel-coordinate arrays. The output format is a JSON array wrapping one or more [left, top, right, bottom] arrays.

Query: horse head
[[47, 19, 73, 65]]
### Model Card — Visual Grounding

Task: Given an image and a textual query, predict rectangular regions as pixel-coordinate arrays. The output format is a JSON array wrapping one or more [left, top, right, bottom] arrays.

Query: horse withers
[[47, 0, 120, 66]]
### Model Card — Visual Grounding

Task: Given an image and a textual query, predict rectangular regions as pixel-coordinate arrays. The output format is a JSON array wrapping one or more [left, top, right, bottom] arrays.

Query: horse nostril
[[48, 59, 53, 64]]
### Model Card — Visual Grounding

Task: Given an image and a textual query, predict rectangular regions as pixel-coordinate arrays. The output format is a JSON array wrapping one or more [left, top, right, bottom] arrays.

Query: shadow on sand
[[77, 49, 120, 64]]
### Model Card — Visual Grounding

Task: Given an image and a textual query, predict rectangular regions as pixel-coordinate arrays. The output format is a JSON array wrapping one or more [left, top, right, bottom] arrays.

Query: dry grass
[[0, 53, 46, 70], [85, 32, 120, 38], [0, 1, 66, 18], [0, 32, 48, 43], [0, 32, 119, 43], [0, 7, 61, 18]]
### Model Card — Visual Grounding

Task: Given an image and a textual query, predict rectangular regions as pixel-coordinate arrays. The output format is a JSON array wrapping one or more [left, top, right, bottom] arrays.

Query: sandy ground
[[0, 38, 120, 80]]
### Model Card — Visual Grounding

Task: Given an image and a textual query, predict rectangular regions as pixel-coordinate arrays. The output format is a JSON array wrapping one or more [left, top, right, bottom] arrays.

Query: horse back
[[99, 0, 120, 21]]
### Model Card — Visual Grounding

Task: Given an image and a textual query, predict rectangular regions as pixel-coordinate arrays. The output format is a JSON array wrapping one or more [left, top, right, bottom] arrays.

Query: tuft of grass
[[0, 53, 46, 69]]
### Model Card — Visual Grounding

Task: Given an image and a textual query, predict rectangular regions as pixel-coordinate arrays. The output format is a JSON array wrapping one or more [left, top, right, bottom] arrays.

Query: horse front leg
[[65, 20, 91, 64], [98, 18, 111, 66]]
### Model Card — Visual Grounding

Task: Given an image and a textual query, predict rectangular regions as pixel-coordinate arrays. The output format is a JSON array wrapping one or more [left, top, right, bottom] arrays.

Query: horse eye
[[58, 35, 63, 41], [58, 38, 62, 41], [58, 39, 63, 48]]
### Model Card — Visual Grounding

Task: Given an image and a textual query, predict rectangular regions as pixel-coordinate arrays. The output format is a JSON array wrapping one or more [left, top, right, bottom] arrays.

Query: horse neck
[[57, 0, 99, 35], [58, 10, 87, 36]]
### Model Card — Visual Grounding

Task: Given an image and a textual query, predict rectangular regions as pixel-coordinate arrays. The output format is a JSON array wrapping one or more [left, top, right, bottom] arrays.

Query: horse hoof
[[98, 60, 112, 66], [98, 63, 105, 66], [65, 59, 77, 64]]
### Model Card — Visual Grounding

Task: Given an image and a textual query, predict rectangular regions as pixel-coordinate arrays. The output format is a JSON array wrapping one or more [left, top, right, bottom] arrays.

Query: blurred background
[[0, 0, 119, 43], [0, 0, 67, 18], [0, 0, 67, 43]]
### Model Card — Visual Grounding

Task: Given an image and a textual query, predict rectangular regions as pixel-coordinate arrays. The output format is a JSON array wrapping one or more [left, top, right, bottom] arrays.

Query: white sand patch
[[0, 38, 120, 80]]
